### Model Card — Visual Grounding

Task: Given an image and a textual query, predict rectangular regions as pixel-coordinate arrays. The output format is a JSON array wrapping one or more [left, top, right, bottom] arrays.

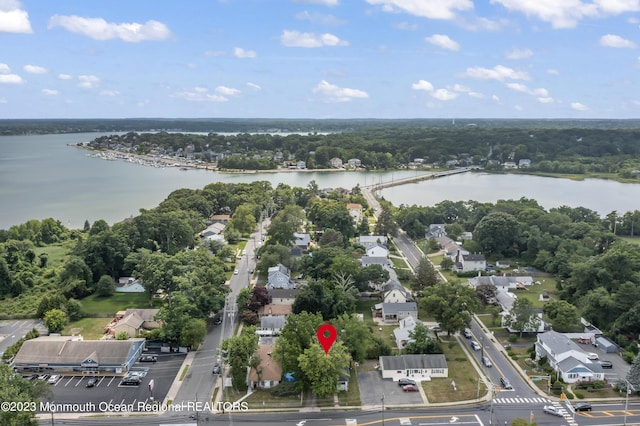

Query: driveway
[[357, 370, 424, 407]]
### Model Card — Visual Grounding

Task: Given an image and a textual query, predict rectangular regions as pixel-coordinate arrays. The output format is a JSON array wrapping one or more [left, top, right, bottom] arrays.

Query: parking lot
[[41, 351, 186, 414], [357, 370, 424, 406]]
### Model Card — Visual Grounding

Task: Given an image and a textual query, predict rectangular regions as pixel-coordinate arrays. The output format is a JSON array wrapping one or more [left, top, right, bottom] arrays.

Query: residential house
[[209, 214, 231, 224], [361, 256, 392, 270], [115, 277, 145, 293], [347, 158, 362, 168], [373, 302, 418, 323], [379, 354, 448, 381], [109, 309, 161, 338], [366, 244, 389, 258], [467, 276, 534, 292], [296, 160, 306, 169], [425, 224, 447, 239], [535, 331, 604, 384], [248, 344, 282, 390], [346, 203, 363, 224], [200, 222, 226, 240], [459, 231, 473, 240], [382, 280, 413, 304], [293, 233, 311, 250], [257, 316, 287, 336], [496, 260, 512, 269], [393, 316, 423, 349], [337, 369, 350, 391], [357, 235, 388, 247], [330, 157, 343, 168], [518, 159, 532, 168], [267, 264, 294, 289], [457, 253, 486, 273], [503, 162, 518, 169], [257, 304, 292, 318], [267, 288, 298, 305]]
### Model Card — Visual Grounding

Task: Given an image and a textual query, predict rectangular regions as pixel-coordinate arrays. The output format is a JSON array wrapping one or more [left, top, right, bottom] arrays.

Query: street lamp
[[624, 379, 632, 426], [381, 394, 385, 426]]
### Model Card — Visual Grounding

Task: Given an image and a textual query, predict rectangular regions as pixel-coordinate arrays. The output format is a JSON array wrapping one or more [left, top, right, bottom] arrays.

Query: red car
[[402, 384, 419, 392]]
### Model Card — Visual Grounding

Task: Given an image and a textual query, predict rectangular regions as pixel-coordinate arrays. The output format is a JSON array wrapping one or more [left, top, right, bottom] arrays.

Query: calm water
[[0, 133, 416, 229], [1, 133, 639, 230]]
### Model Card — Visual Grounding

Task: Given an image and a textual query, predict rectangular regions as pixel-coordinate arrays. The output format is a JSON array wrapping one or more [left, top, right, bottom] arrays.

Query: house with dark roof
[[425, 224, 447, 239], [293, 233, 311, 249], [379, 354, 448, 381], [361, 256, 392, 270], [458, 253, 486, 272], [13, 336, 145, 376], [382, 280, 413, 304], [267, 264, 294, 289], [535, 331, 604, 384]]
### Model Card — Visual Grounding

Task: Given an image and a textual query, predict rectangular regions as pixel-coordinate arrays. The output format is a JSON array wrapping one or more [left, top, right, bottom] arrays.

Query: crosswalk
[[493, 396, 550, 404]]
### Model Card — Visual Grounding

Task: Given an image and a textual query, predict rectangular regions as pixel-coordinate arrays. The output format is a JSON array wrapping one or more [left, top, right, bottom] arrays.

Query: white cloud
[[431, 89, 458, 100], [571, 101, 589, 110], [411, 79, 434, 92], [78, 74, 99, 89], [468, 91, 484, 98], [280, 30, 348, 47], [23, 64, 47, 74], [42, 88, 58, 95], [490, 0, 598, 28], [246, 82, 261, 90], [600, 34, 637, 48], [48, 15, 171, 42], [425, 34, 460, 51], [295, 11, 346, 25], [452, 84, 470, 92], [394, 21, 417, 30], [506, 82, 528, 92], [506, 48, 533, 59], [293, 0, 339, 5], [0, 73, 22, 83], [100, 90, 120, 96], [172, 88, 228, 102], [366, 0, 473, 20], [594, 0, 640, 14], [204, 50, 225, 57], [537, 96, 554, 103], [465, 65, 530, 81], [492, 94, 501, 102], [0, 0, 32, 33], [58, 73, 72, 80], [547, 68, 560, 75], [215, 86, 241, 96], [312, 80, 368, 102], [234, 47, 256, 58], [0, 62, 10, 73], [507, 82, 553, 101]]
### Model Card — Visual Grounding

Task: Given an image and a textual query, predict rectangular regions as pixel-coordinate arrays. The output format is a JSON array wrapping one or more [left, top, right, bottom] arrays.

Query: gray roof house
[[361, 256, 392, 269], [267, 264, 294, 289], [468, 276, 534, 291], [393, 316, 423, 349], [425, 224, 447, 239], [379, 354, 448, 381], [382, 280, 413, 304], [257, 316, 287, 336], [535, 331, 604, 384], [373, 302, 418, 323], [293, 232, 311, 249], [357, 235, 388, 246]]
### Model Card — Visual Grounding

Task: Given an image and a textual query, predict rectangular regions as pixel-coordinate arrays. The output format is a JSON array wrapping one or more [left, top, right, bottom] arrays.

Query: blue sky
[[1, 0, 639, 119]]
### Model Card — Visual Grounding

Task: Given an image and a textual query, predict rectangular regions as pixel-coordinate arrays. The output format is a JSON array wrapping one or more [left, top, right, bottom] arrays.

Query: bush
[[566, 391, 575, 399], [573, 390, 585, 399], [270, 381, 300, 397], [508, 333, 518, 343], [507, 350, 515, 356], [623, 351, 635, 364]]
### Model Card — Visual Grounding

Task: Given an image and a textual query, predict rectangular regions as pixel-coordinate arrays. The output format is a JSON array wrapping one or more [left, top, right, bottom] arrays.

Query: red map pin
[[317, 324, 337, 355]]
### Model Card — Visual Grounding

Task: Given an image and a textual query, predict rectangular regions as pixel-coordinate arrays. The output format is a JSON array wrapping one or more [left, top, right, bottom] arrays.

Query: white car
[[234, 269, 239, 275], [543, 405, 563, 417], [587, 352, 599, 360], [47, 375, 60, 384]]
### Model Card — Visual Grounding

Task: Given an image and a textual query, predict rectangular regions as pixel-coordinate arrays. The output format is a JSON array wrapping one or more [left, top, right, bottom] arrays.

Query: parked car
[[212, 364, 221, 374], [574, 402, 592, 412], [234, 269, 239, 275], [398, 378, 416, 386], [213, 317, 223, 325], [47, 375, 60, 384], [139, 355, 157, 362], [482, 356, 493, 367], [86, 377, 97, 388], [429, 325, 441, 332], [587, 352, 599, 360], [463, 329, 472, 339], [600, 360, 613, 369], [121, 376, 141, 385], [543, 405, 563, 417], [38, 374, 50, 381], [500, 377, 513, 390], [402, 384, 419, 392], [471, 341, 481, 351]]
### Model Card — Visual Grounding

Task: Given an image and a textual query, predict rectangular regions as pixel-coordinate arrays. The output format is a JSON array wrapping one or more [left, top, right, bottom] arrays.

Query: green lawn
[[621, 236, 640, 246], [506, 278, 557, 309], [63, 317, 109, 339], [356, 300, 398, 353], [80, 292, 151, 314], [35, 242, 73, 268], [338, 367, 361, 406], [423, 338, 486, 402]]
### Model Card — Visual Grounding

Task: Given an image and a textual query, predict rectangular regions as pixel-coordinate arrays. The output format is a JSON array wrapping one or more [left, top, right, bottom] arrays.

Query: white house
[[379, 354, 448, 381], [393, 316, 422, 349], [330, 157, 343, 168], [361, 256, 392, 269], [366, 244, 389, 258], [357, 235, 388, 246], [373, 302, 418, 323], [346, 203, 363, 224], [382, 280, 413, 304], [347, 158, 361, 168], [257, 316, 287, 336], [535, 331, 604, 384], [425, 224, 447, 239]]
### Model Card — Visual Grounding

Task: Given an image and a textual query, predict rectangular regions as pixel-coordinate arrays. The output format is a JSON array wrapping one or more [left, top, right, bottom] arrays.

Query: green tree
[[116, 332, 129, 340], [274, 312, 323, 380], [228, 204, 257, 235], [411, 257, 439, 293], [0, 363, 45, 425], [221, 326, 258, 390], [333, 313, 372, 363], [403, 324, 443, 354], [180, 318, 207, 349], [504, 297, 541, 337], [298, 342, 351, 397], [43, 309, 68, 334], [95, 274, 115, 297], [421, 282, 479, 336], [374, 202, 398, 236], [473, 211, 522, 256], [543, 299, 580, 332], [64, 298, 85, 321]]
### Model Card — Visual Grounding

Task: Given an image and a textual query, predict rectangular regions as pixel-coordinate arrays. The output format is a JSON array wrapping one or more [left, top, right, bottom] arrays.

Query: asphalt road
[[0, 319, 47, 355]]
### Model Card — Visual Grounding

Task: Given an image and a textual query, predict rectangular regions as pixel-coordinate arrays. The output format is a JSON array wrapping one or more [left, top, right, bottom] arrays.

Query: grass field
[[63, 317, 109, 339], [356, 299, 398, 353], [423, 338, 487, 403], [621, 236, 640, 246], [35, 241, 74, 267], [80, 292, 151, 314]]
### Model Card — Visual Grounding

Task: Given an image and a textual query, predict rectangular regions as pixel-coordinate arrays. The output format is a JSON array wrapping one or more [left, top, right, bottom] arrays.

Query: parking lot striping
[[108, 376, 116, 386], [64, 377, 74, 387]]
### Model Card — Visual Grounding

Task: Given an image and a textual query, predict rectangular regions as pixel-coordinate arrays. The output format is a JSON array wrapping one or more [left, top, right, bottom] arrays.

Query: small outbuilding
[[595, 336, 618, 353]]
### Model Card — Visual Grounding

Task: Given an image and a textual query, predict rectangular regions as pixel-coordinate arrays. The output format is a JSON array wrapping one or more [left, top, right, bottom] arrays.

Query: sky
[[1, 0, 640, 119]]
